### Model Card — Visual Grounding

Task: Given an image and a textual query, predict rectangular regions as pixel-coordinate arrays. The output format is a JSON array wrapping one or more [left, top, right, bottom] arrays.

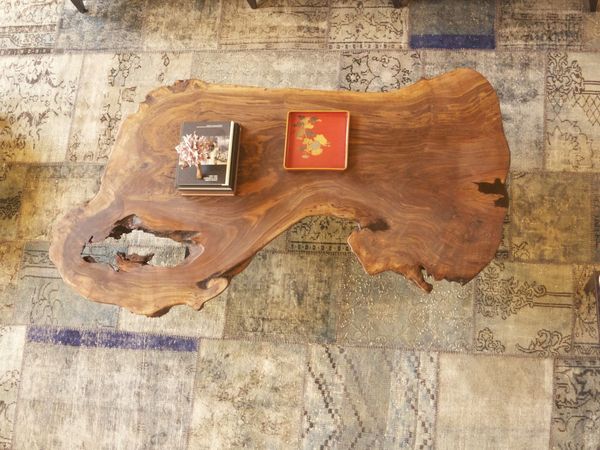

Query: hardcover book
[[175, 121, 241, 195]]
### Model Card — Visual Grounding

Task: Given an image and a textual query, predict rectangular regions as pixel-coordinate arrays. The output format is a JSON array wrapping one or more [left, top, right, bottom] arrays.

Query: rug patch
[[337, 257, 473, 351], [474, 260, 573, 357], [0, 166, 27, 241], [14, 336, 196, 449], [552, 358, 600, 448], [11, 241, 118, 328], [409, 0, 495, 49], [0, 326, 26, 450], [0, 242, 23, 324], [219, 0, 328, 50], [510, 172, 592, 263], [17, 164, 103, 240], [191, 50, 340, 90], [545, 52, 600, 171], [497, 0, 583, 49], [571, 265, 600, 356], [56, 0, 145, 50], [285, 216, 356, 253], [67, 52, 192, 162], [329, 1, 408, 50], [0, 0, 61, 55], [224, 251, 343, 343], [189, 339, 305, 449], [583, 12, 600, 50], [437, 353, 553, 448], [0, 54, 82, 165], [302, 346, 437, 449], [141, 0, 219, 50], [339, 50, 423, 92]]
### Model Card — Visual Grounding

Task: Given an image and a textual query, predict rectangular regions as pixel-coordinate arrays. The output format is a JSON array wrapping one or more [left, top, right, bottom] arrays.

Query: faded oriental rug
[[1, 0, 600, 449]]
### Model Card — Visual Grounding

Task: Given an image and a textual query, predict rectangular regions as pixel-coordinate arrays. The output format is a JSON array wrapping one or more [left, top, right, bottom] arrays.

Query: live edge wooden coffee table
[[49, 68, 510, 316]]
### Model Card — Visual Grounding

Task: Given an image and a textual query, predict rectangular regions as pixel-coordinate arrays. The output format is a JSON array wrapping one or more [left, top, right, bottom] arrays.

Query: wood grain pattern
[[49, 68, 510, 316]]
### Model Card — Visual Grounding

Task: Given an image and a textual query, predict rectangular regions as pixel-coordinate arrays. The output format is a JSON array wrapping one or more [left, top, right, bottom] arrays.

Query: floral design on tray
[[293, 115, 331, 159], [284, 111, 349, 170]]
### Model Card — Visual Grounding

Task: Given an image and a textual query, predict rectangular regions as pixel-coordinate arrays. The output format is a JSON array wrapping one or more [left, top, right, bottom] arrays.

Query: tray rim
[[283, 109, 350, 171]]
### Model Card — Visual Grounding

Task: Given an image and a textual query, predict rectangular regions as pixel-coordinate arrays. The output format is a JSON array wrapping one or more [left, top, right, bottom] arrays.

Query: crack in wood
[[81, 214, 199, 271], [475, 178, 508, 208]]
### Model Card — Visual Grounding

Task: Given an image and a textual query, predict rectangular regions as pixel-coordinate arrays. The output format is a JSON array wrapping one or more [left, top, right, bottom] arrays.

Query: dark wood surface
[[49, 68, 510, 316]]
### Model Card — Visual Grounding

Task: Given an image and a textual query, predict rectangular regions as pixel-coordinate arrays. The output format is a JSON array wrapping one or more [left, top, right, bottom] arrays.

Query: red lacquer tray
[[283, 110, 349, 170]]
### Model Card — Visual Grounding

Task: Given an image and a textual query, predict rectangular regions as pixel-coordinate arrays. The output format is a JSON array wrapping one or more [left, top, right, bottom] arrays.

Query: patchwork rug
[[1, 0, 600, 448]]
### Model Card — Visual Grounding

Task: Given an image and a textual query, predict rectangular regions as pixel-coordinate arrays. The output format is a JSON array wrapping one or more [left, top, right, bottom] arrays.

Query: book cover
[[175, 121, 240, 191]]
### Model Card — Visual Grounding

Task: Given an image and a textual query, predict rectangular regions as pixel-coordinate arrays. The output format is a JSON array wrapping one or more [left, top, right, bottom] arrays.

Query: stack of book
[[175, 121, 241, 196]]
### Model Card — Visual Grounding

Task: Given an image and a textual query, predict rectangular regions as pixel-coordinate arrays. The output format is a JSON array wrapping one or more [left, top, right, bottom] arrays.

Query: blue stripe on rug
[[410, 34, 495, 49], [27, 326, 198, 352]]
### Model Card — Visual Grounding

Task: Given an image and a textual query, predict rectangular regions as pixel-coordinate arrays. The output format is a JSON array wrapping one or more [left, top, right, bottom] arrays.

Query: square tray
[[283, 110, 349, 170]]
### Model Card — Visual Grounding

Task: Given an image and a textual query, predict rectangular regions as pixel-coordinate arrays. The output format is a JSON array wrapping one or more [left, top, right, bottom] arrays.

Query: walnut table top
[[50, 68, 510, 316]]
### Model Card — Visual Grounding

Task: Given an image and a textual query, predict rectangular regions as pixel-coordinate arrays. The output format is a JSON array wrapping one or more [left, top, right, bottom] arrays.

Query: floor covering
[[1, 0, 600, 448]]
